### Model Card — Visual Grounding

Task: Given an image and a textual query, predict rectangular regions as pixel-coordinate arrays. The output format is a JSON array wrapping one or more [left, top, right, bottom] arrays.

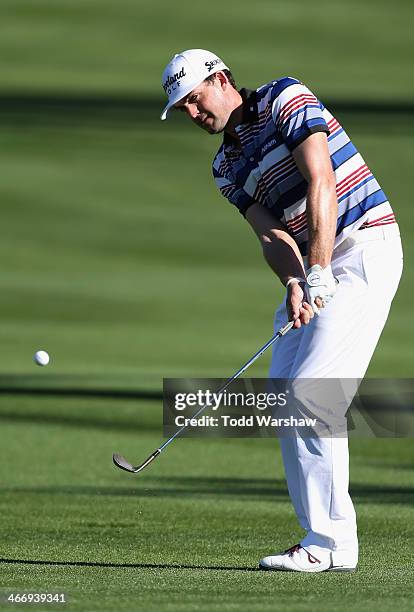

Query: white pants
[[269, 224, 403, 566]]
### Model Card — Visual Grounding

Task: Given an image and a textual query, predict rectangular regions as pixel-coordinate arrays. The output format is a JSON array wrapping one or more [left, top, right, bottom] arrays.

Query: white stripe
[[260, 143, 292, 175], [282, 196, 307, 221], [333, 153, 367, 185]]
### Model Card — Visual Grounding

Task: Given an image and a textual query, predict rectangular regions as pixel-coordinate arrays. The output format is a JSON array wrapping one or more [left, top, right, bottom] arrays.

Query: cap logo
[[163, 66, 186, 95], [205, 58, 222, 72]]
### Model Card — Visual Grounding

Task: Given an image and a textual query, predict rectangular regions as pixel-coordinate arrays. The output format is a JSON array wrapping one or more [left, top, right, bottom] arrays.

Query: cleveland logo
[[163, 67, 186, 93], [205, 58, 222, 72]]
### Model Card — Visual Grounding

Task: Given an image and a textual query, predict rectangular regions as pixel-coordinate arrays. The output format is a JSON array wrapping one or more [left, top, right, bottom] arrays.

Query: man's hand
[[286, 279, 314, 329], [305, 264, 338, 314]]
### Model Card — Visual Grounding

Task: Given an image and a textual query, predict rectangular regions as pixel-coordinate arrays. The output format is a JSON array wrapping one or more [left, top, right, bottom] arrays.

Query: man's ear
[[215, 71, 228, 89]]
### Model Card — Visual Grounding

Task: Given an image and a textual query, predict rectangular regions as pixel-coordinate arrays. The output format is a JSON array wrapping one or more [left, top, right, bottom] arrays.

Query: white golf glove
[[305, 264, 338, 314]]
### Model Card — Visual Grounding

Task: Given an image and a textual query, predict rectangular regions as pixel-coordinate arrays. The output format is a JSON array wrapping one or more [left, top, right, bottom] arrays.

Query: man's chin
[[205, 123, 224, 135]]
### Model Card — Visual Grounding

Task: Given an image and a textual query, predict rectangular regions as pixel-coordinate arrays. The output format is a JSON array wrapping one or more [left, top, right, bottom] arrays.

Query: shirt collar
[[223, 87, 258, 146]]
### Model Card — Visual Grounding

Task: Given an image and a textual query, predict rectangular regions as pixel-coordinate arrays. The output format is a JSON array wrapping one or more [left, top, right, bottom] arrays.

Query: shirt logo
[[163, 67, 186, 94], [261, 138, 277, 155], [205, 59, 222, 72]]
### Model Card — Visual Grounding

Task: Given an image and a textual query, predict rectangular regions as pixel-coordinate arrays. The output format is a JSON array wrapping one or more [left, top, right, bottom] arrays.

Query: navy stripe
[[330, 142, 358, 170], [270, 77, 301, 101], [280, 104, 323, 128], [212, 166, 224, 179], [337, 189, 388, 232], [299, 241, 308, 256], [285, 123, 330, 151], [328, 127, 344, 141], [234, 160, 256, 186], [272, 179, 308, 212]]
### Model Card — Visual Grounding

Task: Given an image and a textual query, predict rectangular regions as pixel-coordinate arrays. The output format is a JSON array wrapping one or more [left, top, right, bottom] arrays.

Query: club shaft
[[158, 320, 294, 453]]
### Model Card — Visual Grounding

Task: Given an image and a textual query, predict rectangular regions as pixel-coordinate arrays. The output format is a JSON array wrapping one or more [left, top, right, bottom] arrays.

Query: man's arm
[[245, 203, 313, 328], [292, 132, 337, 268], [245, 204, 305, 283], [245, 131, 338, 324], [292, 132, 338, 312]]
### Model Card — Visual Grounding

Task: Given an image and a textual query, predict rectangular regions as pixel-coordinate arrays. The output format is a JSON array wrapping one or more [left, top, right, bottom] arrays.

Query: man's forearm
[[245, 203, 306, 286], [306, 177, 338, 268], [261, 229, 306, 286], [245, 202, 314, 327]]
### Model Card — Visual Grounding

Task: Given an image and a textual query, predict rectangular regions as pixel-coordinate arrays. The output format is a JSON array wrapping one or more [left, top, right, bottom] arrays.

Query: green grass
[[0, 0, 413, 100], [0, 113, 412, 379], [0, 396, 413, 611]]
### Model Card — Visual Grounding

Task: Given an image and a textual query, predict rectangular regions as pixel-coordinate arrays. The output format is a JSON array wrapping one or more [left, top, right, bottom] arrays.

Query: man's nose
[[185, 105, 199, 120]]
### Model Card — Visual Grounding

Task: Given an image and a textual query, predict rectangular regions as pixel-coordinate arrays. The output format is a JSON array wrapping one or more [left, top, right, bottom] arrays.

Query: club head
[[113, 453, 136, 473], [112, 449, 161, 474]]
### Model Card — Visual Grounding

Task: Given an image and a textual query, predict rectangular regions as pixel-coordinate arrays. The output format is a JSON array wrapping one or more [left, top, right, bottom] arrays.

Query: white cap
[[161, 49, 229, 120]]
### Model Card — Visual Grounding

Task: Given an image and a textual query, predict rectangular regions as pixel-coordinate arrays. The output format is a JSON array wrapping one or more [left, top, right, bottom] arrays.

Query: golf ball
[[33, 350, 50, 366]]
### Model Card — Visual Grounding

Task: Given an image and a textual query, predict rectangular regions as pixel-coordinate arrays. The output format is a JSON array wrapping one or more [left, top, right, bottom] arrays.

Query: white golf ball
[[33, 350, 50, 366]]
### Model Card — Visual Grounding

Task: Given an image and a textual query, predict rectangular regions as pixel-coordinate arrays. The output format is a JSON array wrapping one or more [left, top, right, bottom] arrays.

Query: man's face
[[173, 75, 231, 134]]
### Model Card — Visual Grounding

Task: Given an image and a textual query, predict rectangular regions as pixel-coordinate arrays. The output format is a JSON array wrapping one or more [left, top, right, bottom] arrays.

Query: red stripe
[[279, 93, 317, 120], [287, 211, 307, 231], [336, 170, 371, 198], [290, 217, 307, 230], [262, 159, 296, 182], [336, 166, 371, 198], [327, 118, 341, 133], [328, 117, 340, 128], [362, 214, 395, 227], [290, 220, 307, 234], [368, 213, 395, 223], [262, 155, 293, 176], [279, 96, 318, 124], [262, 157, 296, 185], [278, 94, 317, 124], [259, 105, 273, 128], [253, 183, 266, 205], [287, 211, 306, 226], [265, 165, 297, 190], [362, 220, 396, 229], [336, 164, 368, 190]]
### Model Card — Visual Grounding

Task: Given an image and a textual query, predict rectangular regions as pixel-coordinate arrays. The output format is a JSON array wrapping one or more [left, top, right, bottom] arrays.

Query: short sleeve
[[271, 79, 330, 151], [212, 164, 255, 217]]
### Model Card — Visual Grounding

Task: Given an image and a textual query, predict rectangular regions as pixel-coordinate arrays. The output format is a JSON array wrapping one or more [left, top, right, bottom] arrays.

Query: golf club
[[113, 319, 294, 474]]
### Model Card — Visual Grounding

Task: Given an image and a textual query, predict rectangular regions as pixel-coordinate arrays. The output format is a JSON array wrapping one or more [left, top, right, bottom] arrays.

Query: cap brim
[[160, 101, 173, 121], [160, 75, 206, 121]]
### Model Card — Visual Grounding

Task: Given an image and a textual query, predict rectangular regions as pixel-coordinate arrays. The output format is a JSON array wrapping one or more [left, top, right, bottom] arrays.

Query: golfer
[[160, 49, 403, 572]]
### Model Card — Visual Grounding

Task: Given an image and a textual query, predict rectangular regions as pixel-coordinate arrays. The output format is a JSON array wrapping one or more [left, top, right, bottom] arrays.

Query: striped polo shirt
[[212, 77, 396, 255]]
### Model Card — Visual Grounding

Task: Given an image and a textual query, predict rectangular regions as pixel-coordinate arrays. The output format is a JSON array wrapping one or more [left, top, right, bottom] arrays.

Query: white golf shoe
[[259, 544, 331, 573]]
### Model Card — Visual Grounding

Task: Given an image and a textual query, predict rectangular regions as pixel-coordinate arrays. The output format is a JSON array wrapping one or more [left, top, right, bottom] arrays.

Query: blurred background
[[0, 0, 412, 387], [0, 3, 413, 608]]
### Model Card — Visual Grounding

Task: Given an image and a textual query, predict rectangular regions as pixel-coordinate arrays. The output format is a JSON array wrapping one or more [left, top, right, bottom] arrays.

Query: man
[[160, 49, 403, 572]]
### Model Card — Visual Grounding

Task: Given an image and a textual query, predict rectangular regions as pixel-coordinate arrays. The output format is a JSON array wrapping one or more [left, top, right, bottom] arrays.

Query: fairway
[[1, 395, 413, 611], [0, 0, 413, 610]]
